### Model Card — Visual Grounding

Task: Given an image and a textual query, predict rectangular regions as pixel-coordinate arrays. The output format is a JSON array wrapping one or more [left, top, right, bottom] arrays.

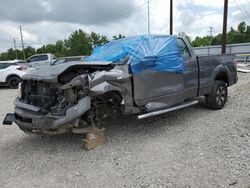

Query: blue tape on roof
[[85, 35, 184, 74]]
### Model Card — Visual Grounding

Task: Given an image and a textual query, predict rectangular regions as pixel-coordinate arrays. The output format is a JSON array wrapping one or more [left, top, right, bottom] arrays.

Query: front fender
[[90, 81, 122, 95]]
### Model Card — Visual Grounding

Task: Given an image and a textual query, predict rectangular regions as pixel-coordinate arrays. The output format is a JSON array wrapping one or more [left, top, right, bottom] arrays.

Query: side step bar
[[138, 100, 199, 120]]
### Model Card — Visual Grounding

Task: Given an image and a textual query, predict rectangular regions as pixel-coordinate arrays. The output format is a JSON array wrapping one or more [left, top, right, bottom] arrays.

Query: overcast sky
[[0, 0, 249, 52]]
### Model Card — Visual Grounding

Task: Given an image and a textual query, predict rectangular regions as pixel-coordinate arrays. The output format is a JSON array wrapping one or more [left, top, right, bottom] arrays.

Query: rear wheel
[[7, 76, 20, 89], [205, 80, 227, 110]]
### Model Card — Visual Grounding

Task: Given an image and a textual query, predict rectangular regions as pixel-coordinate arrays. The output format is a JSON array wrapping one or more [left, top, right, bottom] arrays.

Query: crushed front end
[[14, 77, 91, 134], [3, 61, 136, 135]]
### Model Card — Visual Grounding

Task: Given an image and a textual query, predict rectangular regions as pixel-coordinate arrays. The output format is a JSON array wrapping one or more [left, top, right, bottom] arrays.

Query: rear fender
[[212, 64, 230, 85]]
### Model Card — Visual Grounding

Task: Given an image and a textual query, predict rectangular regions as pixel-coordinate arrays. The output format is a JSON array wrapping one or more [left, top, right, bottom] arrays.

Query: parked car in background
[[51, 56, 85, 66], [0, 62, 29, 88], [26, 53, 56, 68]]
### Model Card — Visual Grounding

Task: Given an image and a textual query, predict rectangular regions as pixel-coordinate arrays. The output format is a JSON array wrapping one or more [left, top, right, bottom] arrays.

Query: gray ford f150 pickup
[[3, 35, 237, 135]]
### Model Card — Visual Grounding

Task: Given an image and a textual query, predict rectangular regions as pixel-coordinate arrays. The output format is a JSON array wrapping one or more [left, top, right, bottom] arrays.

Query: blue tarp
[[85, 35, 184, 74]]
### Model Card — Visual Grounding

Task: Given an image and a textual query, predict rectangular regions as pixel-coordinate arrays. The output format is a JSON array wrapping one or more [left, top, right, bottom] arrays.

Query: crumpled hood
[[22, 61, 112, 83]]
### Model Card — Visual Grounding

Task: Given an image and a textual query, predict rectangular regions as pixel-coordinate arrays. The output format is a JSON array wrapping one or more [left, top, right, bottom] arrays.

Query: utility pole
[[19, 25, 26, 60], [209, 27, 213, 46], [221, 0, 228, 54], [170, 0, 173, 35], [13, 38, 18, 59], [147, 0, 150, 34]]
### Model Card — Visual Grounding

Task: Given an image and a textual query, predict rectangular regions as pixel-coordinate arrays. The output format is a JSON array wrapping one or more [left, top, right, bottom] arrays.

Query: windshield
[[85, 37, 140, 62]]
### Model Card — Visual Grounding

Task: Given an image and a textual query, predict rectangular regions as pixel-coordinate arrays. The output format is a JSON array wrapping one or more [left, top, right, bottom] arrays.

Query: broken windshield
[[85, 37, 140, 62]]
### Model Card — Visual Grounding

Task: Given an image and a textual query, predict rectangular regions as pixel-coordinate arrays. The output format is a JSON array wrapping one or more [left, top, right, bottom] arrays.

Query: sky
[[0, 0, 249, 52]]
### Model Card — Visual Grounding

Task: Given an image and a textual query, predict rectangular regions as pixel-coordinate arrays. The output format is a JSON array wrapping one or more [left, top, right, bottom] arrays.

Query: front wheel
[[205, 80, 228, 110], [7, 76, 20, 89]]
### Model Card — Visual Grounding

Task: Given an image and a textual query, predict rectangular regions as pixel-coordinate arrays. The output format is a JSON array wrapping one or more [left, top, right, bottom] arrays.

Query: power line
[[179, 0, 192, 30], [181, 0, 210, 32], [173, 0, 182, 33], [233, 0, 250, 18]]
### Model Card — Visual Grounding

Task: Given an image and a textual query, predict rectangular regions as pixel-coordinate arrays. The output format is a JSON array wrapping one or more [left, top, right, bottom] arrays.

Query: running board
[[138, 100, 199, 120]]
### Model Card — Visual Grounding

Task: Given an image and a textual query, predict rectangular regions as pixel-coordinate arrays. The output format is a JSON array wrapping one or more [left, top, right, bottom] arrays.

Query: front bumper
[[12, 96, 91, 131]]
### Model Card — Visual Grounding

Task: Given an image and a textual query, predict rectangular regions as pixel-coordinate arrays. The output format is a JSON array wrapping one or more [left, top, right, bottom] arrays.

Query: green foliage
[[190, 21, 250, 47], [64, 29, 92, 56], [90, 32, 109, 47], [112, 34, 125, 40], [0, 30, 113, 61], [192, 36, 211, 47]]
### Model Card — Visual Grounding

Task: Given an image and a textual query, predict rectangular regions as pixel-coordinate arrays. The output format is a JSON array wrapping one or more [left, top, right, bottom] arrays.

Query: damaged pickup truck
[[3, 35, 237, 136]]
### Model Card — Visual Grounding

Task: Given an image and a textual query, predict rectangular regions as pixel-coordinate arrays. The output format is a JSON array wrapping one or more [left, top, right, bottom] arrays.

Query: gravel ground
[[0, 73, 249, 188]]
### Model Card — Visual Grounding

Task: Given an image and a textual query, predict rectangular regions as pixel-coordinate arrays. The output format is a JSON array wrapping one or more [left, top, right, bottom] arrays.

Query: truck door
[[132, 68, 185, 109], [176, 38, 198, 100]]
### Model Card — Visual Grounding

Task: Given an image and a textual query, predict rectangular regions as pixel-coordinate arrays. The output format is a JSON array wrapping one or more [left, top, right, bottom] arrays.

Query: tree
[[246, 25, 250, 42], [192, 36, 210, 47], [90, 32, 109, 47], [25, 46, 36, 58], [64, 29, 92, 56], [112, 34, 125, 40], [54, 40, 68, 57], [238, 21, 246, 33], [212, 33, 222, 45], [6, 48, 16, 60]]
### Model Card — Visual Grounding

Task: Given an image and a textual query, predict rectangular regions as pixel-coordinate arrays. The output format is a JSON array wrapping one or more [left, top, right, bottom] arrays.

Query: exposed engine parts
[[16, 63, 128, 136]]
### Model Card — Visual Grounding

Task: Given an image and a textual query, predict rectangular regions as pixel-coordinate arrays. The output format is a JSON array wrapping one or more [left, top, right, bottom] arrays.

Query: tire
[[205, 80, 227, 110], [7, 76, 20, 89]]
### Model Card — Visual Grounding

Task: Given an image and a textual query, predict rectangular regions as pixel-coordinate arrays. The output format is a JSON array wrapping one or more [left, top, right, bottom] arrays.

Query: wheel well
[[215, 72, 228, 85], [6, 74, 20, 82], [95, 91, 122, 104]]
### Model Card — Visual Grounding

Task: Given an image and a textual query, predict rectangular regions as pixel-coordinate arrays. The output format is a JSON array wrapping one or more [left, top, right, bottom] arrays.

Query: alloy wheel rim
[[216, 86, 226, 105]]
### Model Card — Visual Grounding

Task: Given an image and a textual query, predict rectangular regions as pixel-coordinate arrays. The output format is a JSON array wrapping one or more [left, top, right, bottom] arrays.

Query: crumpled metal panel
[[22, 61, 112, 83], [132, 70, 185, 108], [53, 96, 91, 127], [89, 64, 140, 114]]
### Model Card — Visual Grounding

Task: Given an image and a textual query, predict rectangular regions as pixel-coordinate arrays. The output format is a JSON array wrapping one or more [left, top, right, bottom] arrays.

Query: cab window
[[27, 55, 48, 63], [176, 39, 191, 58]]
